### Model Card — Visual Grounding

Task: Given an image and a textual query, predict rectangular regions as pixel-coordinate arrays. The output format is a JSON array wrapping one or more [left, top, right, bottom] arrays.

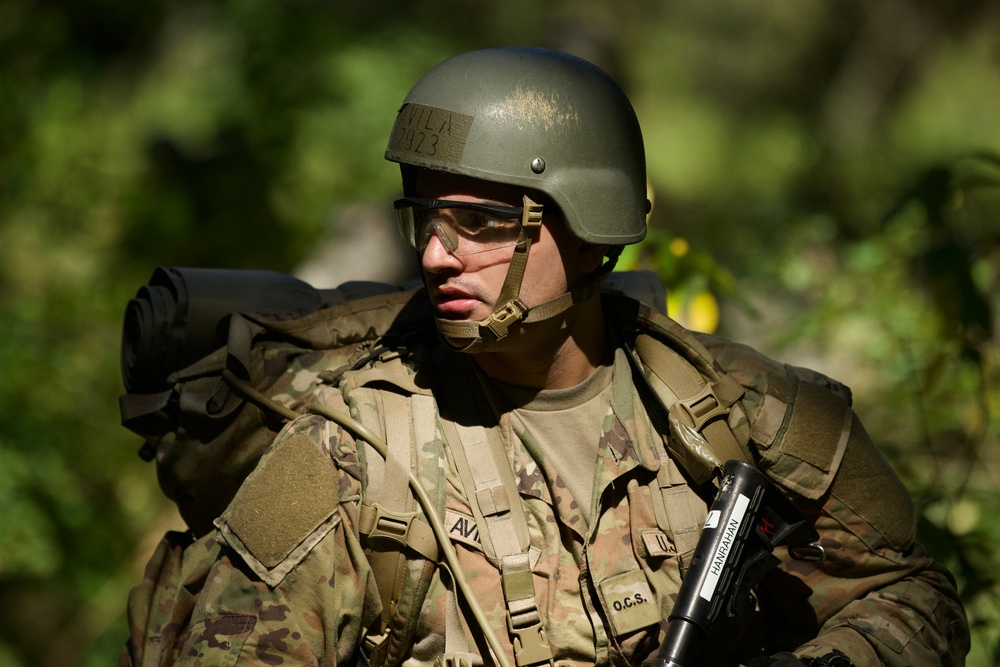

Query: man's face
[[412, 170, 579, 326]]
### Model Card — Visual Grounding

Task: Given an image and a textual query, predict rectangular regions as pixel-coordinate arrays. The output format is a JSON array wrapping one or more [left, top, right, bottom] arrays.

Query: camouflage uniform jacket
[[121, 296, 969, 667]]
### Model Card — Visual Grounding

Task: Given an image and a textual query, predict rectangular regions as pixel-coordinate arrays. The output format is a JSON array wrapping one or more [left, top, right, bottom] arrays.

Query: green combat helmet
[[385, 46, 649, 352]]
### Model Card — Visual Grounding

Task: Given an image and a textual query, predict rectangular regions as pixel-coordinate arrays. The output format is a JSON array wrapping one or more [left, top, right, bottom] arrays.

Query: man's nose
[[421, 227, 464, 272]]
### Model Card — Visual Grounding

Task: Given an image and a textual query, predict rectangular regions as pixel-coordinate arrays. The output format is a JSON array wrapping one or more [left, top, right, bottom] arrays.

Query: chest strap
[[437, 360, 554, 667]]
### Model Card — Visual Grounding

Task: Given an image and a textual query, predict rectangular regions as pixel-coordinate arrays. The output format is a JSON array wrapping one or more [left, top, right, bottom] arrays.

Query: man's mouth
[[431, 284, 483, 318]]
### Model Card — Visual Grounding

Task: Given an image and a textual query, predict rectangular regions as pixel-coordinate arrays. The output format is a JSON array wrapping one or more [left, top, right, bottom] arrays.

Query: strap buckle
[[484, 298, 527, 340], [505, 612, 554, 667], [789, 542, 827, 564], [362, 627, 392, 667], [364, 503, 418, 546], [675, 385, 729, 432]]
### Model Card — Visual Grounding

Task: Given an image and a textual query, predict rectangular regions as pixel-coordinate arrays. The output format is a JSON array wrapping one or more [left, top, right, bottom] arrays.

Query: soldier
[[121, 47, 968, 666]]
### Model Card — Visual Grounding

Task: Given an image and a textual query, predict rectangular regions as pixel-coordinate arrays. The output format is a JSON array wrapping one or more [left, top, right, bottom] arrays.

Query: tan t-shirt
[[481, 362, 614, 529]]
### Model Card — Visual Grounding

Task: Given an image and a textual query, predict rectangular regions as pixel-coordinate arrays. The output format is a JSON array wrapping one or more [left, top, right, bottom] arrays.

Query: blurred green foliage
[[0, 1, 998, 665]]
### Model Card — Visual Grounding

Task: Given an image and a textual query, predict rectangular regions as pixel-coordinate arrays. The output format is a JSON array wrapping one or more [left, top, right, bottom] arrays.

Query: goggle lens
[[395, 198, 524, 256]]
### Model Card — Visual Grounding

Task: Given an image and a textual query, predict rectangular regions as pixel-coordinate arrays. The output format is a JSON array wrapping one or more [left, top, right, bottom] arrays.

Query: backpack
[[119, 267, 434, 536], [119, 267, 673, 536], [119, 267, 852, 667]]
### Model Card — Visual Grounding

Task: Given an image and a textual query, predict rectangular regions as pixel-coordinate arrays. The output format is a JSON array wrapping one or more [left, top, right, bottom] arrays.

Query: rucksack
[[119, 267, 856, 667], [118, 266, 699, 667], [120, 266, 432, 535], [120, 267, 674, 535]]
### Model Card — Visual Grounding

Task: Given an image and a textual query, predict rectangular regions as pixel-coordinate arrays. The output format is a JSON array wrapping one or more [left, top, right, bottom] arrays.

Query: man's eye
[[480, 215, 507, 229], [475, 214, 517, 231]]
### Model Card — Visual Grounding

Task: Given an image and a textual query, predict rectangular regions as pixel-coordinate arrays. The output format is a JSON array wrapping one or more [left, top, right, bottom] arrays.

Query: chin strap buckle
[[484, 298, 527, 340]]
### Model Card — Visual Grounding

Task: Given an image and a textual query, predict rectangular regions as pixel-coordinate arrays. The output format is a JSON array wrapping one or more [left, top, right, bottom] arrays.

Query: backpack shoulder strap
[[634, 333, 751, 470], [616, 290, 856, 494], [342, 359, 445, 667], [604, 292, 759, 574], [605, 292, 754, 486]]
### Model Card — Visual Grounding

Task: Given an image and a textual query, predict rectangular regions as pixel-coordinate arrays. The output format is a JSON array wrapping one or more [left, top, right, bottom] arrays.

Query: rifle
[[652, 460, 818, 667]]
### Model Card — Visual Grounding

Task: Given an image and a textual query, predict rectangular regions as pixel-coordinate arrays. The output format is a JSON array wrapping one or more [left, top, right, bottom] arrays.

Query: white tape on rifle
[[699, 493, 751, 602]]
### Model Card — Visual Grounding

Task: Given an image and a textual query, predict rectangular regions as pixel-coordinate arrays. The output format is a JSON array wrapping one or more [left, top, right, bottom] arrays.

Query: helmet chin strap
[[434, 196, 617, 354]]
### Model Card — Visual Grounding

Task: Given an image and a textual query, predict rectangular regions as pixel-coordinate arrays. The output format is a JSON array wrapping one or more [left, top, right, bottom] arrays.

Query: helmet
[[385, 46, 648, 245]]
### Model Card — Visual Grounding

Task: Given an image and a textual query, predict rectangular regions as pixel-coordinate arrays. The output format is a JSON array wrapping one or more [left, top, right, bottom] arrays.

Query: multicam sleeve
[[758, 406, 969, 666], [171, 412, 382, 666], [693, 334, 969, 666]]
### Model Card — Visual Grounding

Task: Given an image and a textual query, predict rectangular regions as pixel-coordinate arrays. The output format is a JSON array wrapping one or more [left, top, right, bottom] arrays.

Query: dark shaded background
[[1, 1, 998, 664]]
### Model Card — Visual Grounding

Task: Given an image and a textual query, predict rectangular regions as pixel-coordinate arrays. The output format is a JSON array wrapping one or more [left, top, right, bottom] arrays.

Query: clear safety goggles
[[394, 197, 525, 256]]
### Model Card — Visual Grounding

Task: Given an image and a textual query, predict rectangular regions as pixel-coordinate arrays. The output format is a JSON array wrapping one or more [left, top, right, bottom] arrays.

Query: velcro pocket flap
[[764, 379, 853, 500], [217, 430, 340, 587]]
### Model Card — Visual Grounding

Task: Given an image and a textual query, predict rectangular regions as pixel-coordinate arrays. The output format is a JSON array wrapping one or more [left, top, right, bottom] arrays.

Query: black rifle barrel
[[652, 460, 816, 667]]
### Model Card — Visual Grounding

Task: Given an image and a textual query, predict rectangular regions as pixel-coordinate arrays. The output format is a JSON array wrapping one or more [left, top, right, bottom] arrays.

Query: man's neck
[[472, 300, 609, 390]]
